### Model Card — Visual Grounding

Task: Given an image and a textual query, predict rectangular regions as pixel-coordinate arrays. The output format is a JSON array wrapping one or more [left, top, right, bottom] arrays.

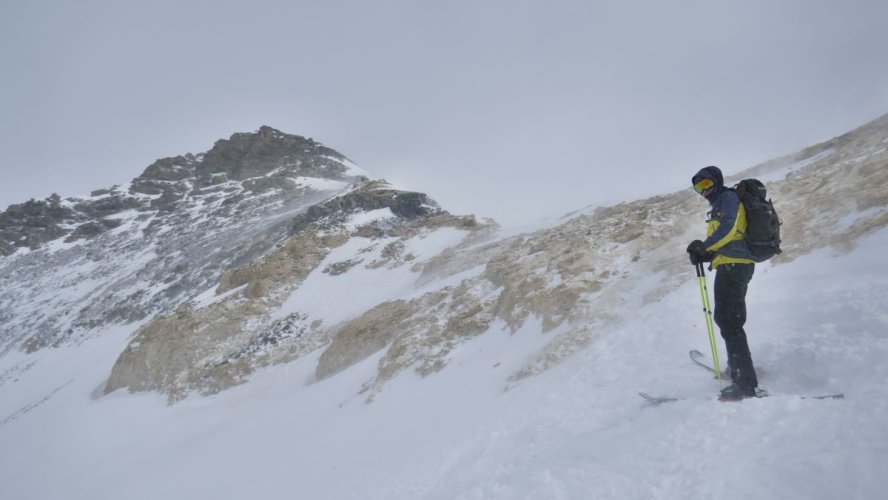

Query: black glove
[[686, 240, 712, 265]]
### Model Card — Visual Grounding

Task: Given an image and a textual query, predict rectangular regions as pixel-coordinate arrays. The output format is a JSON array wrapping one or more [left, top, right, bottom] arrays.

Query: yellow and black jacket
[[694, 166, 756, 268]]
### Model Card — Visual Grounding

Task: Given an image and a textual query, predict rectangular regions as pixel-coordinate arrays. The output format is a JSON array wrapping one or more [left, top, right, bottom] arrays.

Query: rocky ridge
[[0, 126, 376, 355], [0, 126, 357, 255]]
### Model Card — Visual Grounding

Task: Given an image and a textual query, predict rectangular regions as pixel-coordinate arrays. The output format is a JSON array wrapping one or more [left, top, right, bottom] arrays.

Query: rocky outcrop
[[0, 195, 81, 255], [314, 191, 701, 398], [287, 180, 441, 235], [197, 126, 349, 180], [0, 127, 363, 255], [104, 227, 349, 401], [130, 126, 366, 211], [104, 203, 484, 402], [0, 127, 370, 354]]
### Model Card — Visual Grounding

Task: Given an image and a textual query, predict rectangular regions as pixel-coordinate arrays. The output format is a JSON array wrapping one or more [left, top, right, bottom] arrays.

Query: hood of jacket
[[692, 165, 724, 201]]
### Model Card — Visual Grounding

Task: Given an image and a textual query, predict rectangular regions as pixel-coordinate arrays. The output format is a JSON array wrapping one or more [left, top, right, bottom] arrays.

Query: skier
[[687, 166, 759, 400]]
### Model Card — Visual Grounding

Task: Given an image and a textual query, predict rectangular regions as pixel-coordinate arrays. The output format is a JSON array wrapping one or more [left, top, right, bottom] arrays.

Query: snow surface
[[191, 283, 249, 310], [288, 176, 351, 192], [333, 156, 372, 179], [273, 226, 470, 326], [1, 227, 887, 499], [344, 207, 396, 231]]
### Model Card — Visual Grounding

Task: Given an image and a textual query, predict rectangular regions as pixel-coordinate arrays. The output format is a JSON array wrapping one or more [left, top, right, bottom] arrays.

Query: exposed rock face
[[289, 186, 436, 235], [104, 206, 482, 402], [315, 191, 700, 397], [130, 126, 364, 213], [0, 126, 366, 256], [0, 195, 78, 255], [198, 126, 349, 180], [0, 127, 368, 354], [103, 228, 349, 401]]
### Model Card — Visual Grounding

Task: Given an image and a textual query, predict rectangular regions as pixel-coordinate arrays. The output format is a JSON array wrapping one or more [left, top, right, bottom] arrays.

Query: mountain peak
[[0, 128, 372, 256], [202, 126, 339, 174], [136, 126, 354, 185]]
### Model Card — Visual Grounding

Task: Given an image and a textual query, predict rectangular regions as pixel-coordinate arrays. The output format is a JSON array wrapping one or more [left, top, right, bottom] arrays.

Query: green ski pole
[[695, 262, 723, 387]]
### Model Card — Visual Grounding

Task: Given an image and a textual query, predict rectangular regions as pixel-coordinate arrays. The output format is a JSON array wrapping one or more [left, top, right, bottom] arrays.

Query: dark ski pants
[[713, 263, 758, 389]]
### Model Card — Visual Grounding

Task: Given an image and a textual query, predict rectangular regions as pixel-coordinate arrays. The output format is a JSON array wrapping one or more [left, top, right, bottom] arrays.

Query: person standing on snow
[[687, 166, 759, 400]]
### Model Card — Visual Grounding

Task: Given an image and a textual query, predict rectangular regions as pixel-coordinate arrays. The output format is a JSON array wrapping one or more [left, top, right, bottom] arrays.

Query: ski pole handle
[[695, 262, 705, 278]]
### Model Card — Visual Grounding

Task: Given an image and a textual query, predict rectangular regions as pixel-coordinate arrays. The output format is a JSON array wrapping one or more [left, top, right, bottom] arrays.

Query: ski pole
[[695, 262, 723, 386]]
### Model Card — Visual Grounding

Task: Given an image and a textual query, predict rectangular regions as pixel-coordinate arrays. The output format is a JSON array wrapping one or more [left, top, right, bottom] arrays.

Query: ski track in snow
[[1, 229, 887, 499]]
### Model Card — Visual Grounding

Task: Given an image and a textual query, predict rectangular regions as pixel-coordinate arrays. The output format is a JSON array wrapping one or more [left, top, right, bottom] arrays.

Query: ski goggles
[[693, 178, 715, 194]]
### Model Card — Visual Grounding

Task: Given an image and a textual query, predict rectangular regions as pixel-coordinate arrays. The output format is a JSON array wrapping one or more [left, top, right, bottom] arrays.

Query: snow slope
[[1, 220, 885, 500]]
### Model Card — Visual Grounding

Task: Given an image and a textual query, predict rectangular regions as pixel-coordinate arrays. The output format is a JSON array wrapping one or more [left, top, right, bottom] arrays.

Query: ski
[[642, 350, 844, 405], [689, 349, 730, 379], [639, 390, 843, 406], [801, 393, 845, 400], [686, 349, 843, 401], [638, 392, 681, 406], [639, 389, 768, 405]]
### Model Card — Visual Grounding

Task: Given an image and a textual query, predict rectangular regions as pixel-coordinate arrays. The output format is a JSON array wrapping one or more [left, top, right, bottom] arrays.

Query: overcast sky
[[2, 1, 888, 225]]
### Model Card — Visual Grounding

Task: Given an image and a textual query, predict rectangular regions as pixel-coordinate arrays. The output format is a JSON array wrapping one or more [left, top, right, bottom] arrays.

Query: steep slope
[[337, 110, 887, 391]]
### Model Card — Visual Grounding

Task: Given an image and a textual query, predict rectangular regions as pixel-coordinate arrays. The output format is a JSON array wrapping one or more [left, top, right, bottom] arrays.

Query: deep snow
[[1, 227, 887, 499]]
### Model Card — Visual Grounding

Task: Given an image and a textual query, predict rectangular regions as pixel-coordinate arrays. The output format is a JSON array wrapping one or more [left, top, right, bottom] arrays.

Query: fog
[[2, 1, 887, 225]]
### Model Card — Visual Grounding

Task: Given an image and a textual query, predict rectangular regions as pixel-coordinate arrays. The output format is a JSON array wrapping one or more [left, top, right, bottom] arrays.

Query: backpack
[[732, 179, 782, 262]]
